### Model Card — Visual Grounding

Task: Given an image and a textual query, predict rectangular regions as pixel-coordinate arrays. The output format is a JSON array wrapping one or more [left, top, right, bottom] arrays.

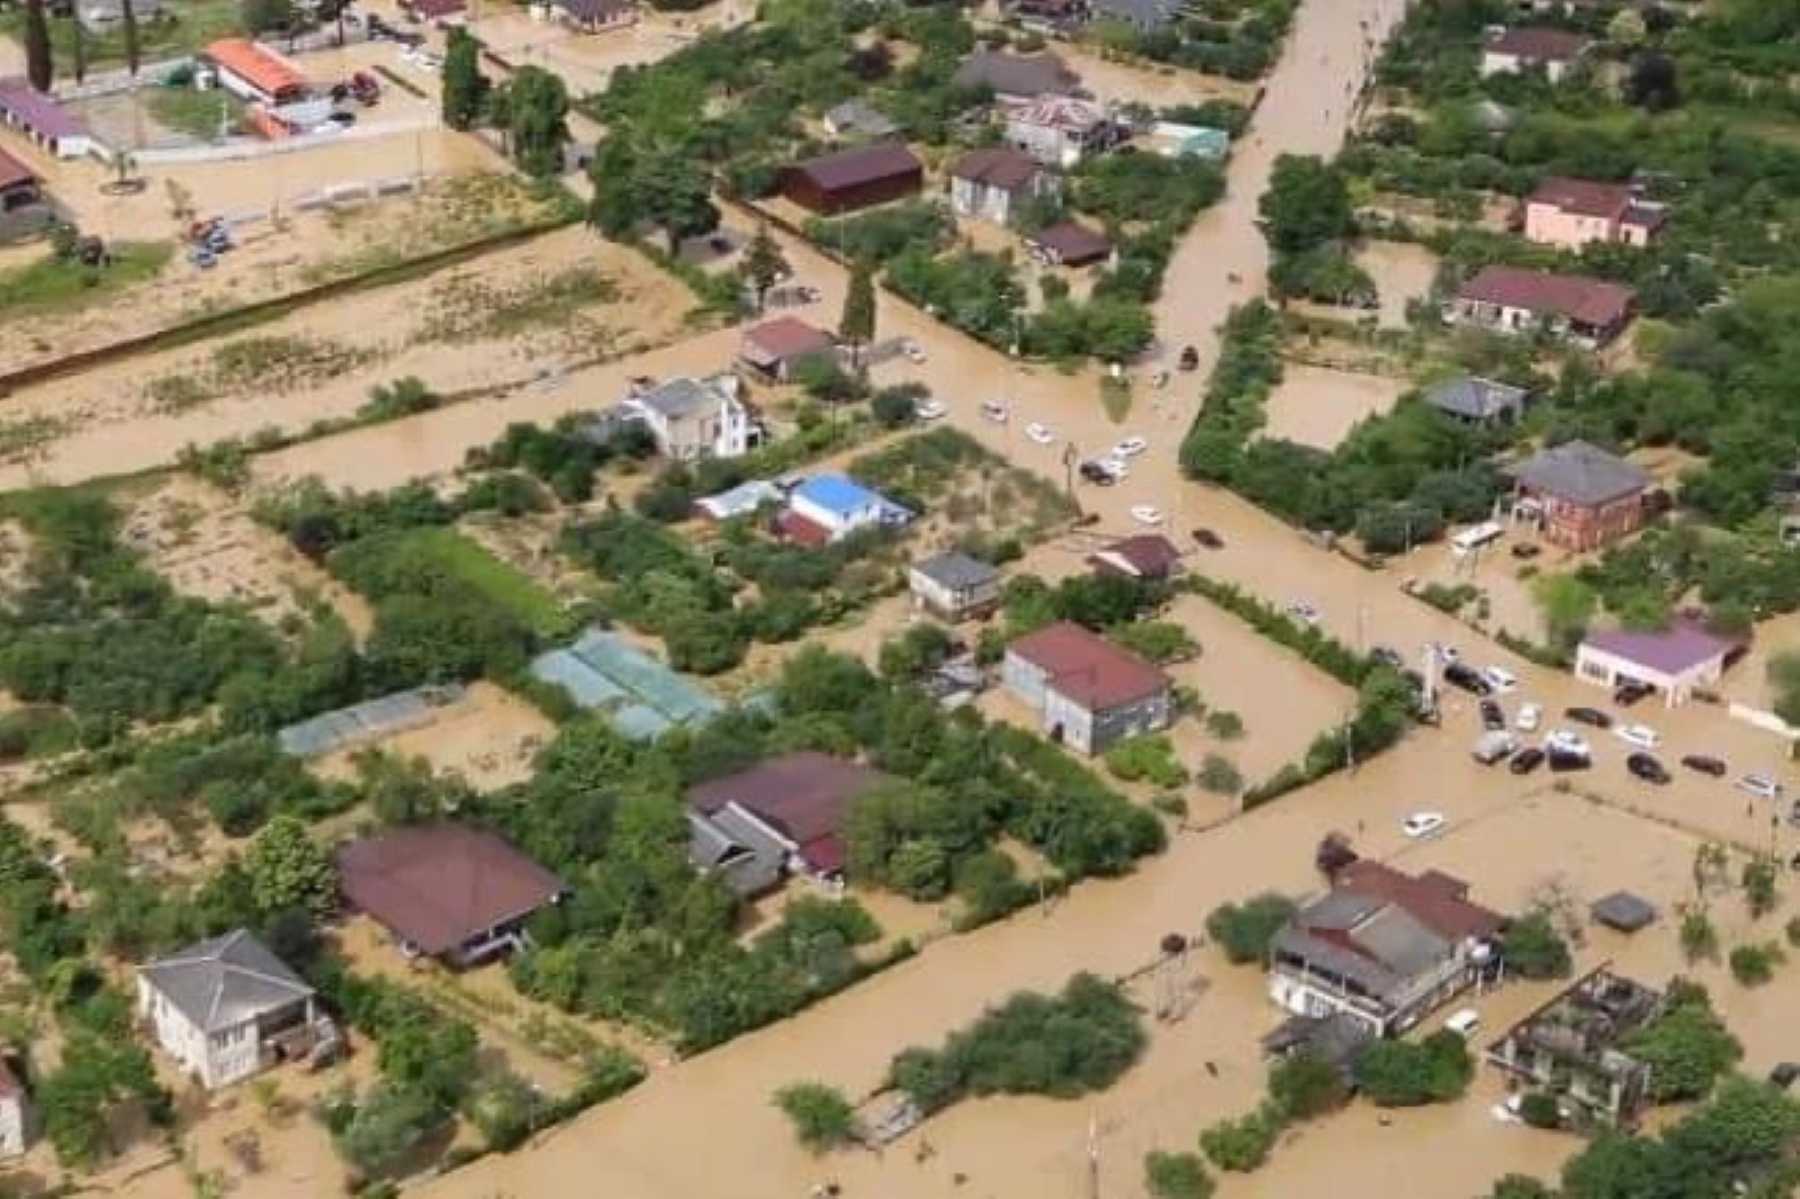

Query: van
[[1450, 520, 1504, 556], [1445, 1008, 1481, 1037]]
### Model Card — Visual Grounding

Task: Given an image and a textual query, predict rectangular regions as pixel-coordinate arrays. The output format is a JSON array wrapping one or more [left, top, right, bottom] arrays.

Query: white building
[[1004, 96, 1111, 168], [137, 930, 324, 1090], [908, 550, 1001, 620], [781, 473, 911, 544], [1575, 622, 1737, 707], [0, 1060, 25, 1159], [1480, 26, 1589, 82], [1001, 620, 1171, 755], [628, 373, 755, 461]]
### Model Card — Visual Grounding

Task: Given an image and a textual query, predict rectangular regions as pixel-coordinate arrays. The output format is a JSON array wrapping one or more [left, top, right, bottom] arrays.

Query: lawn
[[146, 83, 244, 140], [0, 241, 174, 319], [0, 0, 246, 73], [403, 526, 572, 639]]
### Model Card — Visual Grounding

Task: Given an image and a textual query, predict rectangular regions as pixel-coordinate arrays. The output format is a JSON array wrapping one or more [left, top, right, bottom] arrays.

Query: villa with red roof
[[1576, 621, 1744, 707], [686, 752, 888, 888], [1002, 620, 1171, 754], [1447, 265, 1635, 348]]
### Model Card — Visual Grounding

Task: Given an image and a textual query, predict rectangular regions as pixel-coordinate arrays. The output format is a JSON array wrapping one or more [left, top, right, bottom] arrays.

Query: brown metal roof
[[1334, 860, 1504, 942], [337, 824, 562, 956], [1032, 220, 1113, 265], [790, 142, 922, 194], [1457, 265, 1634, 327], [949, 146, 1042, 191], [1089, 533, 1179, 578], [1007, 620, 1169, 711], [1529, 175, 1631, 220], [687, 752, 886, 876], [743, 316, 834, 360], [1486, 26, 1589, 61], [0, 145, 35, 192]]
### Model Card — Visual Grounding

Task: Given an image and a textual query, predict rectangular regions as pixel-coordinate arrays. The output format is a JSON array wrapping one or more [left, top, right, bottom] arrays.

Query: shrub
[[1267, 1050, 1346, 1121], [1729, 942, 1784, 987], [1518, 1091, 1561, 1129], [1204, 894, 1297, 964], [1198, 1105, 1279, 1172], [1624, 979, 1742, 1101], [1353, 1031, 1473, 1107], [1145, 1149, 1215, 1199], [773, 1082, 858, 1153], [1104, 735, 1189, 788], [1203, 710, 1244, 740], [1501, 911, 1572, 980], [1196, 754, 1243, 796]]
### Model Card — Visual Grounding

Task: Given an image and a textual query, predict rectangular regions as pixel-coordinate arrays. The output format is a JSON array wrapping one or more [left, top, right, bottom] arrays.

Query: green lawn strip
[[404, 525, 571, 638], [0, 242, 174, 319]]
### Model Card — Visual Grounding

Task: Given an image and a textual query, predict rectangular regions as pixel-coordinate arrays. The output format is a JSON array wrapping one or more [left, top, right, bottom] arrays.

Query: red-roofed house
[[1447, 265, 1635, 347], [781, 143, 923, 215], [739, 316, 836, 381], [1481, 26, 1589, 82], [205, 39, 311, 106], [1088, 533, 1183, 581], [1002, 620, 1171, 754], [1523, 176, 1665, 250], [686, 752, 888, 885], [1575, 621, 1743, 707]]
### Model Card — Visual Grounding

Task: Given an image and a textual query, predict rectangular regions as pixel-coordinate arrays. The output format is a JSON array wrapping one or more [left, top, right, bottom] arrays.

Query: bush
[[1501, 911, 1572, 980], [1518, 1091, 1561, 1129], [1203, 710, 1244, 740], [1729, 942, 1784, 987], [1204, 894, 1297, 965], [773, 1082, 858, 1153], [1145, 1149, 1215, 1199], [1624, 979, 1741, 1102], [1195, 754, 1243, 796], [1104, 735, 1189, 788], [1353, 1031, 1473, 1107], [1267, 1050, 1346, 1122], [1198, 1105, 1280, 1172]]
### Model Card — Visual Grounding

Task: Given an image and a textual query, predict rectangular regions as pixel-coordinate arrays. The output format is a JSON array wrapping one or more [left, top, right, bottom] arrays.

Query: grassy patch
[[394, 526, 570, 638], [0, 242, 173, 319], [1100, 375, 1132, 424], [0, 0, 245, 70], [0, 415, 70, 462], [146, 84, 243, 140], [416, 266, 620, 346]]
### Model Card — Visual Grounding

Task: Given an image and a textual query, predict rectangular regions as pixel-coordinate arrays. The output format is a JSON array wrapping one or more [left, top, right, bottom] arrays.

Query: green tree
[[245, 815, 336, 918], [1767, 650, 1800, 728], [1257, 156, 1352, 254], [1267, 1050, 1346, 1121], [121, 0, 140, 76], [505, 66, 569, 179], [1607, 7, 1647, 44], [23, 0, 52, 92], [1196, 754, 1243, 796], [1354, 1032, 1473, 1106], [464, 1068, 537, 1151], [1489, 1175, 1556, 1199], [1145, 1149, 1215, 1199], [1532, 573, 1598, 654], [1679, 905, 1719, 963], [1624, 980, 1742, 1101], [839, 259, 877, 372], [1518, 1092, 1562, 1129], [38, 1035, 167, 1167], [642, 152, 720, 255], [1729, 942, 1783, 986], [742, 223, 790, 312], [335, 1083, 442, 1176], [1744, 856, 1780, 919], [773, 1081, 857, 1153], [1198, 1105, 1280, 1172], [440, 28, 487, 131], [1502, 911, 1573, 980], [241, 0, 292, 33], [588, 137, 645, 238], [1204, 894, 1296, 964]]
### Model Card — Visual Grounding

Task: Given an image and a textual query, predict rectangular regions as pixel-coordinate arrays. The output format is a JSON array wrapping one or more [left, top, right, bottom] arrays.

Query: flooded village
[[0, 0, 1798, 1195]]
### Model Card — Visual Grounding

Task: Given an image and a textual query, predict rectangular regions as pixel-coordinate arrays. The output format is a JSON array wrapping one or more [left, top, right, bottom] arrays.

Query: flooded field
[[1358, 238, 1439, 328], [1259, 363, 1405, 450]]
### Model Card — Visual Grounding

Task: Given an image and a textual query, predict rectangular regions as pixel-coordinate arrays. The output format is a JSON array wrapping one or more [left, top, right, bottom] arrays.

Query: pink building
[[1523, 177, 1665, 250]]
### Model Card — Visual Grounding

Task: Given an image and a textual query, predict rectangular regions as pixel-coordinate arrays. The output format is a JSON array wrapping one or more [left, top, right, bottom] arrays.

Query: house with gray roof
[[136, 930, 328, 1089], [626, 373, 757, 462], [1268, 864, 1502, 1036], [909, 550, 1002, 620], [687, 807, 786, 897], [1509, 439, 1653, 550], [1423, 375, 1528, 426], [953, 50, 1080, 104]]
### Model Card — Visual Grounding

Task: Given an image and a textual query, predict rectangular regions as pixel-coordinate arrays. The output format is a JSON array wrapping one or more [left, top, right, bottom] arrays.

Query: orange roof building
[[205, 38, 310, 105]]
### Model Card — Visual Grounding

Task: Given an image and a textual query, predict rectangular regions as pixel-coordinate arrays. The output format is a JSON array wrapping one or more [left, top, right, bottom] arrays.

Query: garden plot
[[307, 681, 555, 792], [122, 475, 374, 639], [1258, 362, 1406, 450]]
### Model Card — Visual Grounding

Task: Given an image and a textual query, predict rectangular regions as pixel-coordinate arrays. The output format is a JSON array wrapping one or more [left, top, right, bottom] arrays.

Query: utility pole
[[1087, 1111, 1101, 1199]]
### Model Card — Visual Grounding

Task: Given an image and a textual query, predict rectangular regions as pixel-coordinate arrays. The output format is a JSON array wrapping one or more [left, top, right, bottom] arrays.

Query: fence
[[133, 113, 440, 164]]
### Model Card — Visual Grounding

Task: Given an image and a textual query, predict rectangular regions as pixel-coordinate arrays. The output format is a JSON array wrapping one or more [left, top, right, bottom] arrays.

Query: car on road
[[1482, 666, 1518, 693], [1286, 600, 1321, 626], [1444, 662, 1492, 696], [1179, 345, 1199, 371], [980, 400, 1007, 423], [1130, 505, 1165, 526], [900, 339, 927, 364], [1546, 729, 1592, 758], [1025, 422, 1056, 445], [1479, 700, 1506, 732], [1616, 723, 1661, 750], [914, 398, 946, 421], [1548, 749, 1592, 773], [1192, 528, 1224, 549], [1402, 811, 1447, 838], [1737, 772, 1782, 800], [1627, 753, 1671, 784], [1613, 679, 1654, 707], [1080, 458, 1123, 485], [1680, 754, 1727, 777], [1565, 706, 1612, 729], [1112, 437, 1148, 459], [1510, 747, 1546, 775], [1516, 702, 1542, 732]]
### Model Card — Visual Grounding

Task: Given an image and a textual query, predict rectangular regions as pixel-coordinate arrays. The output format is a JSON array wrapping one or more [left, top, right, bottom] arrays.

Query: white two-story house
[[628, 373, 756, 461]]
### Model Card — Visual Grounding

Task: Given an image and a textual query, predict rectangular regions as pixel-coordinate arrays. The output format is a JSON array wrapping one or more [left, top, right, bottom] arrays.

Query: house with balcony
[[1004, 96, 1114, 167], [1268, 861, 1504, 1036], [627, 373, 757, 461], [909, 550, 1002, 620]]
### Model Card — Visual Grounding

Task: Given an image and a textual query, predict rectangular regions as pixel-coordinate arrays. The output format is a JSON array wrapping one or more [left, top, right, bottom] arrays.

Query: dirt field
[[309, 681, 556, 791], [1258, 362, 1405, 450], [0, 224, 692, 490], [458, 7, 738, 98], [1358, 238, 1439, 328]]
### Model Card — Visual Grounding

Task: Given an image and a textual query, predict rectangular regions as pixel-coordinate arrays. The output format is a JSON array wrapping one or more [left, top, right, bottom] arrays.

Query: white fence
[[1729, 702, 1800, 741], [133, 113, 440, 164]]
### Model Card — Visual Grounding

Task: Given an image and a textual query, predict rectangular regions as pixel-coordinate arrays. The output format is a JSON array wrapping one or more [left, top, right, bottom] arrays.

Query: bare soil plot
[[309, 681, 555, 792], [1258, 362, 1405, 450], [459, 8, 737, 98], [1057, 44, 1261, 107], [1358, 238, 1439, 328]]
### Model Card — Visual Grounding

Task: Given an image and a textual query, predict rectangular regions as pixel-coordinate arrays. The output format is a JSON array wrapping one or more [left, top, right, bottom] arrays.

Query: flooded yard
[[1358, 239, 1439, 329], [308, 681, 556, 792], [1259, 363, 1405, 450]]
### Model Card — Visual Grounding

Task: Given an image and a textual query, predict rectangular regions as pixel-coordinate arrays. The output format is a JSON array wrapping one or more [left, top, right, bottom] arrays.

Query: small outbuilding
[[909, 550, 1002, 620], [205, 39, 311, 107], [1590, 891, 1658, 934], [1088, 533, 1182, 580], [1028, 220, 1113, 268], [739, 316, 836, 382], [1575, 621, 1740, 707], [687, 752, 889, 886], [1423, 375, 1527, 426], [953, 49, 1080, 104], [781, 143, 923, 216], [554, 0, 638, 33], [823, 99, 899, 141], [0, 76, 96, 158]]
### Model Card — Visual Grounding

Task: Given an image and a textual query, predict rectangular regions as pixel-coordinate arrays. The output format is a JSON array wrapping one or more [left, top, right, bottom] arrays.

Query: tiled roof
[[913, 550, 999, 590], [1333, 860, 1505, 942], [1006, 95, 1105, 132], [1007, 620, 1169, 711], [1582, 620, 1737, 676], [337, 825, 562, 955], [205, 38, 309, 99], [1090, 533, 1180, 577], [140, 930, 313, 1034], [791, 142, 922, 193], [1485, 26, 1589, 60], [0, 76, 86, 138], [949, 146, 1043, 191], [953, 50, 1079, 98], [1032, 219, 1112, 264], [1511, 438, 1652, 506], [1529, 175, 1633, 219], [1424, 375, 1527, 420], [687, 752, 886, 877], [1457, 265, 1634, 327]]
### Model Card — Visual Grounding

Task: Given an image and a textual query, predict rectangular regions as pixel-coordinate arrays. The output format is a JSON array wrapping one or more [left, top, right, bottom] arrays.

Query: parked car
[[1444, 662, 1492, 696], [1627, 753, 1671, 785], [1179, 345, 1200, 371], [1546, 729, 1591, 758], [1510, 543, 1541, 560], [1080, 459, 1118, 485], [1681, 754, 1727, 777], [980, 400, 1008, 423], [1613, 679, 1654, 707], [914, 398, 946, 421], [1111, 436, 1148, 459], [1738, 772, 1783, 800], [1130, 505, 1165, 526], [1192, 528, 1224, 549], [900, 338, 926, 364], [1479, 700, 1506, 732], [1510, 747, 1545, 775], [1445, 1008, 1481, 1037], [1565, 706, 1613, 729], [1548, 749, 1592, 773], [1516, 702, 1542, 732], [1402, 811, 1446, 838], [1482, 666, 1518, 693], [1025, 422, 1056, 445], [1616, 723, 1661, 750], [1473, 731, 1517, 764]]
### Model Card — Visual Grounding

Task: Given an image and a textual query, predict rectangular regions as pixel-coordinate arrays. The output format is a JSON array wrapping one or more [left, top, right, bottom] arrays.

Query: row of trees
[[442, 31, 570, 178]]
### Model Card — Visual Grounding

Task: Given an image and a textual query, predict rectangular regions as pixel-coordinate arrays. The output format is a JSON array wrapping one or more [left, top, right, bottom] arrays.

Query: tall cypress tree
[[839, 259, 876, 373], [121, 0, 140, 77], [24, 0, 53, 93]]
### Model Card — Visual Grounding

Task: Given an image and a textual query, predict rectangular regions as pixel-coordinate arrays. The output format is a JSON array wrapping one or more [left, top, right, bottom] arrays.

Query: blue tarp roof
[[795, 473, 881, 517]]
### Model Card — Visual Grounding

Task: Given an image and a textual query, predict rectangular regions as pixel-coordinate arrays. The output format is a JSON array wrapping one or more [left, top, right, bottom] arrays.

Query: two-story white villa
[[627, 374, 757, 461]]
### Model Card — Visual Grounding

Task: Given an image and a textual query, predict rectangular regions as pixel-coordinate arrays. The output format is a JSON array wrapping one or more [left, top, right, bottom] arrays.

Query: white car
[[1615, 723, 1660, 750], [1402, 811, 1446, 839], [1025, 422, 1056, 445], [914, 399, 946, 421], [1482, 666, 1518, 693], [1130, 505, 1164, 526], [1429, 642, 1460, 663], [901, 339, 927, 364], [1546, 729, 1591, 758], [1287, 601, 1321, 626], [1515, 702, 1542, 732], [1737, 772, 1783, 800], [1445, 1008, 1481, 1037], [980, 400, 1008, 423], [1111, 436, 1148, 459]]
